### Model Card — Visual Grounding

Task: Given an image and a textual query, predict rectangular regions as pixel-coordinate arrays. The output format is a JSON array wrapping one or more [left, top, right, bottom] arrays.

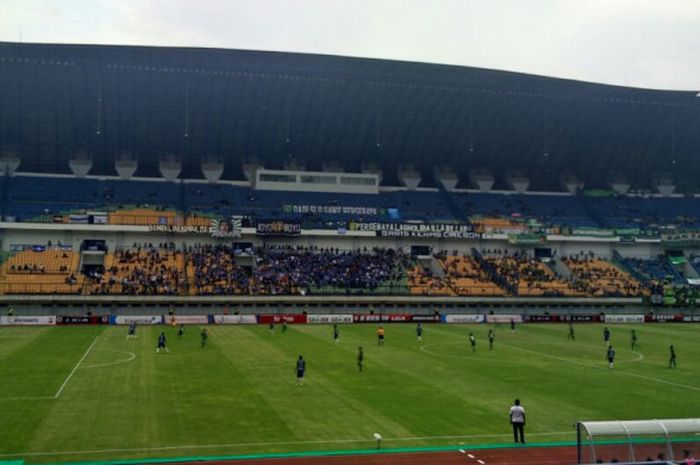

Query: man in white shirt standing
[[509, 399, 526, 444]]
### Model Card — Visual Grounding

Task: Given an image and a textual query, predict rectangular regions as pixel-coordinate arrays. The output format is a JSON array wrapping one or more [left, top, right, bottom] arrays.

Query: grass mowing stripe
[[0, 431, 576, 458], [215, 325, 418, 441], [499, 342, 700, 392], [53, 336, 99, 399], [4, 324, 700, 464], [290, 324, 526, 437]]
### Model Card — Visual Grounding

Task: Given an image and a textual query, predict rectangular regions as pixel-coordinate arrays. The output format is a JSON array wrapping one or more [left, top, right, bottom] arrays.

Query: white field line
[[500, 343, 700, 392], [80, 349, 135, 369], [0, 431, 574, 458], [53, 336, 99, 399]]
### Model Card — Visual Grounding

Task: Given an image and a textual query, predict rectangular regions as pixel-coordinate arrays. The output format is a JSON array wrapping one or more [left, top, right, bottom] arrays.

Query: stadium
[[1, 39, 700, 465]]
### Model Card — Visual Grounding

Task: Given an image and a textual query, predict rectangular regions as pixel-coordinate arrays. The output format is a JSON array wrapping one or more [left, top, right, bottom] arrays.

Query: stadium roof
[[1, 42, 699, 190]]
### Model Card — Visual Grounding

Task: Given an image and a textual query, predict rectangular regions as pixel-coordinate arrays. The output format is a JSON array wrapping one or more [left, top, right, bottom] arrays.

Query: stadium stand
[[618, 255, 685, 285], [563, 257, 646, 297], [439, 254, 507, 296], [585, 195, 700, 229], [3, 176, 461, 227], [484, 254, 582, 297], [407, 263, 456, 296], [6, 173, 700, 234], [0, 249, 83, 294], [459, 193, 596, 227], [188, 245, 251, 295], [250, 247, 409, 295], [87, 245, 185, 296], [2, 41, 700, 310]]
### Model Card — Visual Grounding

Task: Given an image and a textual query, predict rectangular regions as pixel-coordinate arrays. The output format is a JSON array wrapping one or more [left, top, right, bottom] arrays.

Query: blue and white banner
[[112, 315, 163, 325], [443, 314, 485, 323]]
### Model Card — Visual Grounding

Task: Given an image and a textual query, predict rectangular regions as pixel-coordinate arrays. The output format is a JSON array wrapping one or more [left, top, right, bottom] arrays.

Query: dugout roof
[[1, 42, 700, 190], [579, 419, 700, 438]]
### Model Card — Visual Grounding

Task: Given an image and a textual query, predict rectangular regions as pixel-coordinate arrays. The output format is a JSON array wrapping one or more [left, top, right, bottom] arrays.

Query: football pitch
[[1, 323, 699, 464]]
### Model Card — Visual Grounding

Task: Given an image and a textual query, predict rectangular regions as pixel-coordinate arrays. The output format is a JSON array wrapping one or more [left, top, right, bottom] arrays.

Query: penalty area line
[[54, 336, 99, 399]]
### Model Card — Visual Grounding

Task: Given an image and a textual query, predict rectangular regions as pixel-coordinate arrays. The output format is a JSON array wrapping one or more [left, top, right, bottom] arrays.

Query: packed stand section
[[563, 256, 647, 297], [0, 249, 83, 294], [188, 244, 252, 295], [250, 246, 409, 295], [88, 243, 185, 296]]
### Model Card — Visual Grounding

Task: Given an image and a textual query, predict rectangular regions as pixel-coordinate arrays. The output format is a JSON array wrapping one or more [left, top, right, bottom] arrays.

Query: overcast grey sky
[[1, 0, 699, 90]]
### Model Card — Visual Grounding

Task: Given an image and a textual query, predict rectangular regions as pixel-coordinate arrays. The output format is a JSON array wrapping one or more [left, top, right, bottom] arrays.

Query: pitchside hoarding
[[603, 314, 644, 323], [112, 315, 164, 325], [166, 315, 209, 325], [485, 314, 523, 324], [212, 315, 257, 325], [56, 316, 109, 325], [442, 314, 485, 323], [352, 314, 439, 323], [257, 314, 307, 324], [307, 314, 354, 324], [0, 315, 56, 325]]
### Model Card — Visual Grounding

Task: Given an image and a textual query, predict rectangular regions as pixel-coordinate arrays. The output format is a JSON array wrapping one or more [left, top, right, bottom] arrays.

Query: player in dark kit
[[469, 332, 476, 352], [510, 319, 516, 332], [488, 329, 495, 350], [567, 322, 575, 341], [269, 321, 275, 333], [333, 324, 340, 343], [157, 332, 169, 353], [416, 323, 423, 342], [669, 345, 676, 368], [282, 321, 287, 333], [603, 327, 610, 345], [630, 329, 638, 349], [295, 355, 306, 385], [606, 345, 615, 369], [127, 321, 137, 339], [177, 324, 185, 338], [201, 328, 208, 348], [357, 346, 364, 372]]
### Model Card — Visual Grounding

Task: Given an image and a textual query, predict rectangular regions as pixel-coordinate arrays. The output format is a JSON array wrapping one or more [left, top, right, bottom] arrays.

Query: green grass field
[[1, 323, 699, 464]]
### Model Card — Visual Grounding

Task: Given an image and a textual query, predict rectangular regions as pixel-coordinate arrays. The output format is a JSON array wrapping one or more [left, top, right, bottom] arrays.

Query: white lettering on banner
[[0, 315, 56, 325], [349, 222, 481, 239], [485, 315, 523, 324], [603, 314, 645, 324], [114, 316, 163, 325], [213, 315, 257, 325], [167, 315, 209, 325], [148, 225, 211, 234], [444, 314, 485, 323], [307, 315, 354, 324], [290, 205, 379, 216]]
